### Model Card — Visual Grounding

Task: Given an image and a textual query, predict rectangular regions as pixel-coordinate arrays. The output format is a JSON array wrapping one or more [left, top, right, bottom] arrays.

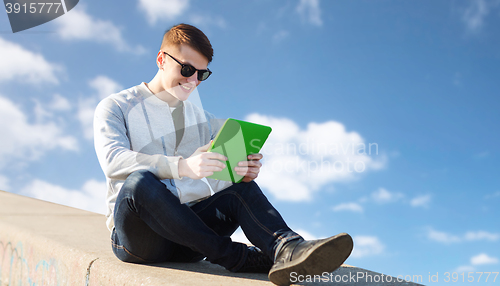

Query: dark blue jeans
[[111, 170, 301, 271]]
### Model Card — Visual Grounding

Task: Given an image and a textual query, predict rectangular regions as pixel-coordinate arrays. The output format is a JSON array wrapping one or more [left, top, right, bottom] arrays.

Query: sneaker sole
[[268, 233, 353, 286]]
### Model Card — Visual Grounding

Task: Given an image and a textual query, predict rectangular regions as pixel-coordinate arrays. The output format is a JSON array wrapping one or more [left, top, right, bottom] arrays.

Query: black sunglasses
[[163, 52, 212, 81]]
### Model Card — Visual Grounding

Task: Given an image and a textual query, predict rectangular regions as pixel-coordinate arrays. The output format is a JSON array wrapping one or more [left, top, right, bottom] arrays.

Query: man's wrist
[[178, 158, 187, 178]]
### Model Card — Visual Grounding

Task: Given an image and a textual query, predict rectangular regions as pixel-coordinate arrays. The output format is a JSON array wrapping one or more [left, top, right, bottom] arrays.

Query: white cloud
[[55, 6, 145, 54], [371, 188, 404, 204], [0, 95, 78, 168], [32, 94, 72, 122], [332, 202, 364, 213], [351, 187, 418, 212], [49, 94, 72, 111], [410, 194, 431, 208], [21, 179, 107, 215], [484, 191, 500, 199], [89, 75, 123, 100], [471, 253, 499, 265], [473, 150, 490, 159], [427, 228, 499, 244], [247, 114, 386, 201], [33, 99, 54, 122], [462, 0, 489, 33], [427, 228, 461, 244], [454, 253, 498, 274], [294, 229, 319, 240], [0, 37, 62, 84], [296, 0, 323, 26], [138, 0, 189, 25], [464, 231, 500, 241], [455, 265, 475, 273], [230, 228, 251, 245], [78, 76, 122, 140], [351, 236, 385, 258], [273, 30, 290, 44]]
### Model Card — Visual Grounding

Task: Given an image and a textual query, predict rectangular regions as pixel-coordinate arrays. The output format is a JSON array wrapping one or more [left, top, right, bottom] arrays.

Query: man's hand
[[178, 142, 227, 180], [235, 153, 263, 183]]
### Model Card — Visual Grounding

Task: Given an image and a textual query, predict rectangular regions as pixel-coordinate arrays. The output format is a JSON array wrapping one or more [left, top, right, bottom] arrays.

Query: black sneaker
[[268, 233, 353, 286], [236, 246, 274, 273]]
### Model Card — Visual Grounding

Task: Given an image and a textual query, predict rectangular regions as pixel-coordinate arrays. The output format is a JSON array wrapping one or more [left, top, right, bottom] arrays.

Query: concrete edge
[[0, 190, 426, 286]]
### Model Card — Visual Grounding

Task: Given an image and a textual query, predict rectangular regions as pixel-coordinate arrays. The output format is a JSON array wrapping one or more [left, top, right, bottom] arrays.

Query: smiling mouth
[[179, 83, 194, 92]]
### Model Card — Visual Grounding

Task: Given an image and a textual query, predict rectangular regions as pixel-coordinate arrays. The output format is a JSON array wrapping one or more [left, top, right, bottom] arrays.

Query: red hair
[[160, 23, 213, 63]]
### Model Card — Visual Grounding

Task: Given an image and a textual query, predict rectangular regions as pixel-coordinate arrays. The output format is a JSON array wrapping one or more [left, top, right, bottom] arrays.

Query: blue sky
[[1, 0, 499, 284]]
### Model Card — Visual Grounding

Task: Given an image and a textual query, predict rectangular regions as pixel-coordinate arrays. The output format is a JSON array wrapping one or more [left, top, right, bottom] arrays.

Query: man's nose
[[187, 72, 199, 86]]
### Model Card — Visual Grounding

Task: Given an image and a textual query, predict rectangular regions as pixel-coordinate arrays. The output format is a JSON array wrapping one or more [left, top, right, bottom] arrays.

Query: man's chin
[[174, 91, 192, 102], [170, 86, 194, 101]]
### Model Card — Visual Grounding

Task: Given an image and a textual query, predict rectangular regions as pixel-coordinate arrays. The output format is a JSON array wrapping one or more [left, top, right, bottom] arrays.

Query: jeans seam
[[232, 191, 275, 236], [194, 188, 275, 271], [111, 238, 152, 263]]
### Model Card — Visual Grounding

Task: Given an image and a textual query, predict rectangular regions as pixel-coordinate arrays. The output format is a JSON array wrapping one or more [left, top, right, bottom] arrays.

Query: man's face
[[159, 44, 209, 102]]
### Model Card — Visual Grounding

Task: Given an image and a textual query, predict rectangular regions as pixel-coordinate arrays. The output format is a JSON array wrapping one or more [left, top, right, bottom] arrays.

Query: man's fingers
[[193, 165, 226, 179], [237, 160, 262, 168], [234, 166, 249, 174], [201, 159, 226, 170], [235, 166, 260, 176], [241, 171, 258, 182], [198, 154, 226, 170], [203, 151, 227, 162], [247, 153, 263, 160], [204, 165, 226, 173]]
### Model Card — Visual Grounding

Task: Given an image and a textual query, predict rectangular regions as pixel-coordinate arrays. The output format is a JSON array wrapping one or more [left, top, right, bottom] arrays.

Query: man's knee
[[124, 170, 160, 190], [128, 169, 158, 183], [243, 181, 263, 194], [226, 181, 265, 198], [120, 170, 165, 200]]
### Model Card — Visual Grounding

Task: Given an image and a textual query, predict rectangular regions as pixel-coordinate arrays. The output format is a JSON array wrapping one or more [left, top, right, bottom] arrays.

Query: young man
[[94, 23, 353, 285]]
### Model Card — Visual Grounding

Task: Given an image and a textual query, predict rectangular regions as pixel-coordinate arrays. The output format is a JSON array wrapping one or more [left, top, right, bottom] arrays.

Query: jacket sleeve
[[93, 97, 182, 181]]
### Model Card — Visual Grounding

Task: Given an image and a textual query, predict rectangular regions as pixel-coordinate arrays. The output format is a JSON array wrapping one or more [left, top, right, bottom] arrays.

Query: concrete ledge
[[0, 190, 424, 285]]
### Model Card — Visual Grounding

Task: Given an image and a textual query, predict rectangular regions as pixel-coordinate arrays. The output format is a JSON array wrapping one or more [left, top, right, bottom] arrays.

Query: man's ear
[[156, 51, 164, 70]]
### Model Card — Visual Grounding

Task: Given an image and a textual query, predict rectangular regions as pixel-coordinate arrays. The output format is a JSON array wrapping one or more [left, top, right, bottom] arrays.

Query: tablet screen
[[207, 118, 272, 182]]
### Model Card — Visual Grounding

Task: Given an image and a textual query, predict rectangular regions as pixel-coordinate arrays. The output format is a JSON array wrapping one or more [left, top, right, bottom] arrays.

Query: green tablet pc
[[207, 118, 272, 183]]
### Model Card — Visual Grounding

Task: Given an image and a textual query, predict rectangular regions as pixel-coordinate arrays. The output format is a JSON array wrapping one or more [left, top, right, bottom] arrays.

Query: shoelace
[[238, 246, 274, 273]]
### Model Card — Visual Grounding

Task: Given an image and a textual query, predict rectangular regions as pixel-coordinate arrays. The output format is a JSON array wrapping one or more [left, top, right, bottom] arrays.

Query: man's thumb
[[198, 140, 213, 152]]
